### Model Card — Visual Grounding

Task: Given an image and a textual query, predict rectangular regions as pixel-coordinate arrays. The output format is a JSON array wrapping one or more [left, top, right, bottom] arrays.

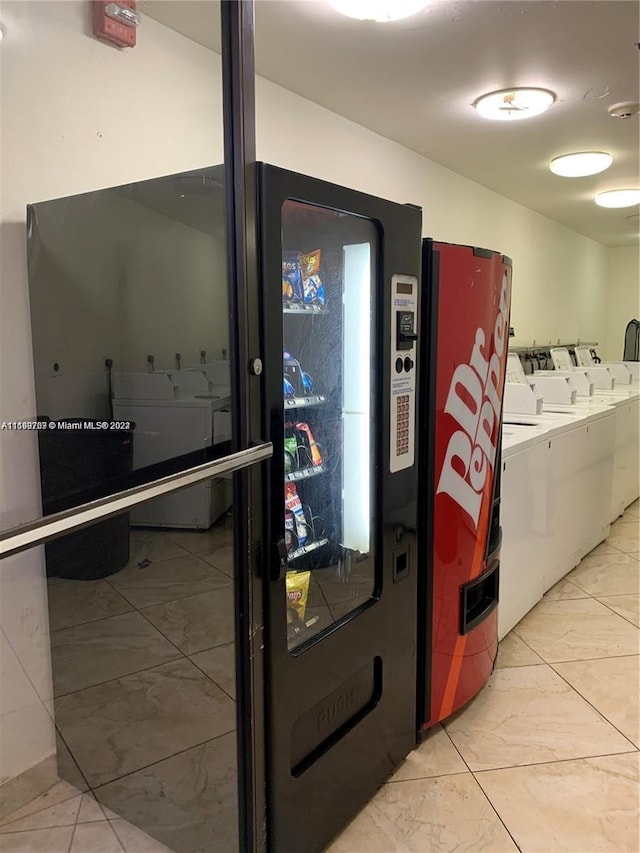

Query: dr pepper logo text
[[436, 273, 509, 528]]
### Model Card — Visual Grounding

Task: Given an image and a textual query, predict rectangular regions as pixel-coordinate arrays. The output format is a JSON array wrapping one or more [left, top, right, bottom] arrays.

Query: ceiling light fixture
[[473, 88, 556, 121], [595, 189, 640, 208], [328, 0, 428, 22], [550, 152, 613, 177]]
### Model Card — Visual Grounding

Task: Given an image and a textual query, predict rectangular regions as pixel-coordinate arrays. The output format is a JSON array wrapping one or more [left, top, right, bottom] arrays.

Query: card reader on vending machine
[[390, 275, 418, 473]]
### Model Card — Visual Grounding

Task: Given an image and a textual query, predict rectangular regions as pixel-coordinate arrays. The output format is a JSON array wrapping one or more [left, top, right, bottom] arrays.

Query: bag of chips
[[284, 482, 308, 548], [298, 249, 320, 279], [286, 570, 311, 625], [282, 252, 303, 302], [284, 510, 296, 553], [284, 434, 298, 474], [298, 249, 326, 306]]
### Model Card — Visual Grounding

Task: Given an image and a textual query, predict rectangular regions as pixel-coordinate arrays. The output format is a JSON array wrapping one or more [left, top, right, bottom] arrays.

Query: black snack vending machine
[[259, 165, 423, 853]]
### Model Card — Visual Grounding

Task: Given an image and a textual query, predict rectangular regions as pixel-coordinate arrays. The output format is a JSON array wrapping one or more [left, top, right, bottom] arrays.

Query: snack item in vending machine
[[282, 276, 293, 301], [286, 572, 320, 641], [283, 350, 314, 397], [284, 433, 298, 474], [285, 482, 308, 548], [284, 376, 296, 398], [282, 252, 303, 302], [286, 570, 311, 624], [301, 370, 313, 395], [284, 509, 297, 553], [298, 248, 326, 307], [283, 350, 303, 397], [293, 421, 323, 467]]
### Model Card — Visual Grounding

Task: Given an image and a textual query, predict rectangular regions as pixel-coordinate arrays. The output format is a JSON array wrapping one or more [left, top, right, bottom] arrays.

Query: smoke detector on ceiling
[[608, 102, 640, 119]]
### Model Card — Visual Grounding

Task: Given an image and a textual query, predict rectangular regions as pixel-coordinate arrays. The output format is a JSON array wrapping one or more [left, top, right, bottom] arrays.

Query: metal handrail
[[0, 442, 272, 559]]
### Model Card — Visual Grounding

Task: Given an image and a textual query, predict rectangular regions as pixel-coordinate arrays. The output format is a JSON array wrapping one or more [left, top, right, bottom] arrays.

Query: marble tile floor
[[2, 504, 638, 851], [0, 517, 239, 853], [327, 502, 640, 852], [46, 519, 237, 705]]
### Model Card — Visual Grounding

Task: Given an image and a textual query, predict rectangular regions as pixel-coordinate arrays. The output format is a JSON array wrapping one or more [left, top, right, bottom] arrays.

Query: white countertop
[[113, 392, 232, 412], [502, 389, 639, 458], [588, 386, 640, 407]]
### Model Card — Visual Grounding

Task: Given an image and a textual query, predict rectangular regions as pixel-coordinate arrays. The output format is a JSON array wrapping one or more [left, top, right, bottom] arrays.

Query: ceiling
[[141, 0, 640, 248]]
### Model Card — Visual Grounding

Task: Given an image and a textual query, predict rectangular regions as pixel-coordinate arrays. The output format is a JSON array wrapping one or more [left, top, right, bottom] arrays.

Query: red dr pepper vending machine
[[418, 240, 512, 731]]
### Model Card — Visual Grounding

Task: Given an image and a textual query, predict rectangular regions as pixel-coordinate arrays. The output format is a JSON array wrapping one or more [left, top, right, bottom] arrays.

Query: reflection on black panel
[[26, 166, 233, 538], [42, 510, 238, 853], [23, 166, 241, 853]]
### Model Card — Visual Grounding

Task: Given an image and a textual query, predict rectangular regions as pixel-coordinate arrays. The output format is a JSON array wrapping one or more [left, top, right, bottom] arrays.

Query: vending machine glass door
[[281, 200, 377, 651]]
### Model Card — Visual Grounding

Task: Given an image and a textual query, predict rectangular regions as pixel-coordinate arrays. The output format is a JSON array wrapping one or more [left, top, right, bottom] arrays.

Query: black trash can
[[38, 420, 133, 579]]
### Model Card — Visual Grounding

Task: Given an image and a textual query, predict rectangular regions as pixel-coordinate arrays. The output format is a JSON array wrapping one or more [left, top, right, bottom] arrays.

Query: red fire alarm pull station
[[93, 1, 140, 48]]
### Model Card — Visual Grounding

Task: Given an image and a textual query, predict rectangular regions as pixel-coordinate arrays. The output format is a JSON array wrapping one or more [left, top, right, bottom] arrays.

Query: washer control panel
[[390, 274, 418, 473]]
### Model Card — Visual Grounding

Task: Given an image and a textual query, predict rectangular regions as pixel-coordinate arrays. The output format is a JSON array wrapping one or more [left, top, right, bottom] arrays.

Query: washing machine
[[112, 369, 232, 529], [504, 353, 618, 575]]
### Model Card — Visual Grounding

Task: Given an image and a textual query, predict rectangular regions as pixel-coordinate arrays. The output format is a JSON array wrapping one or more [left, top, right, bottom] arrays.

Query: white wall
[[0, 0, 225, 788], [603, 247, 640, 360], [255, 79, 609, 349], [0, 0, 615, 787]]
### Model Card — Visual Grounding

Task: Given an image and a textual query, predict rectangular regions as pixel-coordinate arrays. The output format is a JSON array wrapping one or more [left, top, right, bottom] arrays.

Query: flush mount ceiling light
[[329, 0, 429, 22], [595, 189, 640, 208], [473, 88, 556, 121], [550, 152, 613, 177]]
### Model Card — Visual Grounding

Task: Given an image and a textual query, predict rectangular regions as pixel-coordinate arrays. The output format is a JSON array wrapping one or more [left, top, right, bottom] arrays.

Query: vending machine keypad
[[390, 275, 418, 473], [396, 395, 410, 456]]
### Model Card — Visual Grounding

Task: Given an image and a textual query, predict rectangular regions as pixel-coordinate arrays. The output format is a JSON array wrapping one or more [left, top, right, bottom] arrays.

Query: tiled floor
[[1, 503, 638, 852], [0, 516, 239, 853], [327, 500, 640, 853]]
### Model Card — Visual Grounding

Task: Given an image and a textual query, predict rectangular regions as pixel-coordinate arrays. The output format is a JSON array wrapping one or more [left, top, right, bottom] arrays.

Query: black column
[[221, 2, 266, 852]]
